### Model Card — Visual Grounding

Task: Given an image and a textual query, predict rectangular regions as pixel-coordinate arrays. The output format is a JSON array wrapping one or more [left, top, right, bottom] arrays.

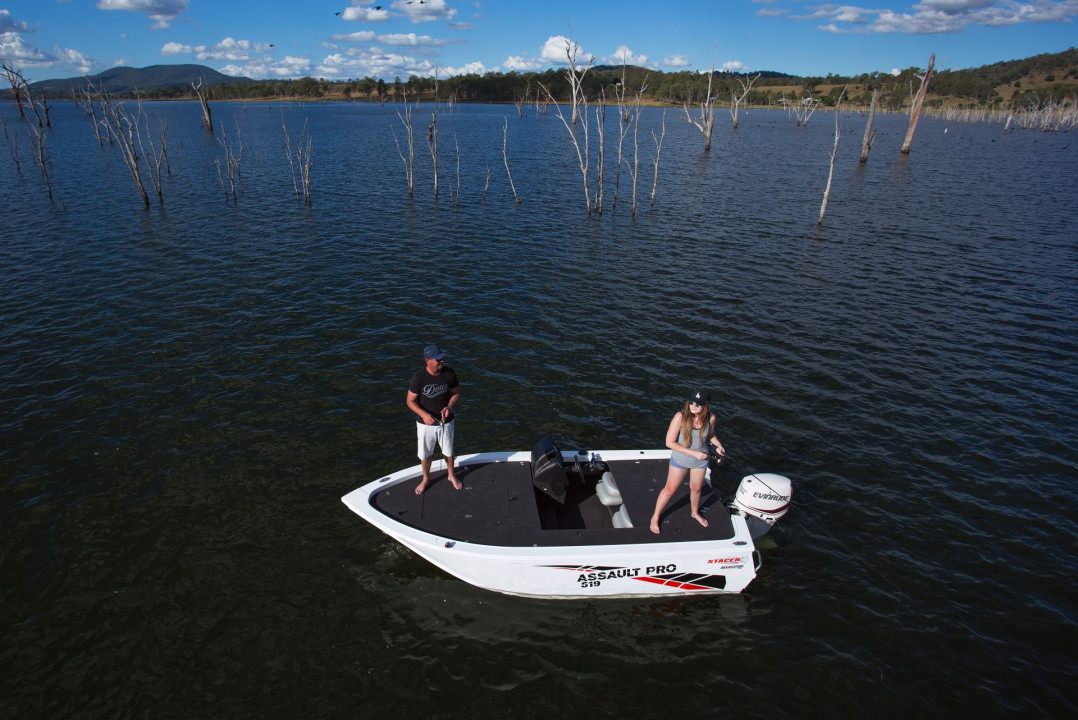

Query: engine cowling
[[732, 473, 792, 538]]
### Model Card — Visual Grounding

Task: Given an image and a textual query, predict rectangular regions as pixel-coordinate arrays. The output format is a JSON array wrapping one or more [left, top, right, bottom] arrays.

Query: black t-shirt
[[408, 366, 459, 421]]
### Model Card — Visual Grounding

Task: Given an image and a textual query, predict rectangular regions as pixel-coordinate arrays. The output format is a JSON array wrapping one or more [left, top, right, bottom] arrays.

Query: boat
[[341, 435, 792, 599]]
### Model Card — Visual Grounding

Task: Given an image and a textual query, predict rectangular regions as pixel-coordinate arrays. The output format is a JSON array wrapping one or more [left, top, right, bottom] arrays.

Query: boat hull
[[342, 449, 761, 599]]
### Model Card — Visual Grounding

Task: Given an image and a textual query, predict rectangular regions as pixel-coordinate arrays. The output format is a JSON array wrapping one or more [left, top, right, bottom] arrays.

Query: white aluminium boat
[[342, 436, 792, 599]]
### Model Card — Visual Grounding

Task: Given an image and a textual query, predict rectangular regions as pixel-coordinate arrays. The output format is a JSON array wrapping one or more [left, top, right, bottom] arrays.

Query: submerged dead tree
[[901, 53, 935, 154], [860, 88, 878, 163], [192, 79, 213, 134], [650, 110, 667, 209], [215, 119, 243, 203], [539, 80, 591, 214], [730, 73, 761, 130], [102, 99, 166, 207], [564, 32, 594, 126], [613, 69, 647, 213], [428, 109, 439, 198], [684, 56, 717, 151], [502, 118, 521, 204], [282, 116, 313, 207], [818, 87, 847, 227], [391, 94, 416, 198]]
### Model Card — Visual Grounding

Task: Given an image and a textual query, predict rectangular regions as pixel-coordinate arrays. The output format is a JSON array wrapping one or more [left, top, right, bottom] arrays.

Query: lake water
[[1, 100, 1076, 718]]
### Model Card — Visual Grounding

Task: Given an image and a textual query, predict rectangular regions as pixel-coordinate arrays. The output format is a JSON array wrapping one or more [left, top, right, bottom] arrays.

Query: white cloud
[[0, 9, 31, 34], [605, 45, 648, 67], [334, 31, 379, 43], [721, 60, 749, 72], [342, 5, 390, 22], [1, 27, 95, 74], [394, 0, 456, 23], [503, 55, 544, 72], [160, 37, 272, 62], [540, 35, 594, 65], [807, 0, 1078, 34], [662, 54, 691, 69], [97, 0, 189, 28]]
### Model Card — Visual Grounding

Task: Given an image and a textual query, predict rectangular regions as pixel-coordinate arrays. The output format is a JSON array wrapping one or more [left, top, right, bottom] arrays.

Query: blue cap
[[423, 344, 447, 361]]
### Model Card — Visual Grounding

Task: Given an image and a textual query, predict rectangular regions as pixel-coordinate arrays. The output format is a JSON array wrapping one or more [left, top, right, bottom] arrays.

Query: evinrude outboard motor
[[731, 473, 792, 539]]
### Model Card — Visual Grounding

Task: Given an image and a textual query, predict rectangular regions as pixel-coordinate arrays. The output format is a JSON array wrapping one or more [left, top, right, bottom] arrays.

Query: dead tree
[[613, 71, 648, 213], [192, 79, 213, 134], [502, 118, 521, 204], [793, 95, 821, 126], [593, 92, 606, 215], [427, 110, 439, 198], [564, 32, 594, 126], [818, 87, 847, 226], [650, 110, 667, 209], [282, 115, 313, 207], [102, 100, 155, 207], [730, 73, 761, 130], [27, 124, 54, 201], [391, 94, 416, 198], [626, 98, 643, 220], [684, 55, 717, 151], [539, 81, 590, 214], [215, 119, 243, 203], [1, 57, 44, 127], [513, 82, 530, 118], [860, 88, 878, 163], [901, 53, 936, 154], [454, 136, 461, 207], [2, 116, 20, 173]]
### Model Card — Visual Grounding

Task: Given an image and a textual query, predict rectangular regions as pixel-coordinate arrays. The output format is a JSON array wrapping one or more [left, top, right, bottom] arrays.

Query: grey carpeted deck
[[370, 458, 736, 546]]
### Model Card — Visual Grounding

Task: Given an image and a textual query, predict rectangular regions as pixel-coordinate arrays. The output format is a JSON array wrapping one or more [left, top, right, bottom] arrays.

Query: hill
[[28, 64, 255, 97]]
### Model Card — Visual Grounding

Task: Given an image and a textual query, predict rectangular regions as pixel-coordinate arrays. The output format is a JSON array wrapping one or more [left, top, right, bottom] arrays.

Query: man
[[406, 343, 462, 495]]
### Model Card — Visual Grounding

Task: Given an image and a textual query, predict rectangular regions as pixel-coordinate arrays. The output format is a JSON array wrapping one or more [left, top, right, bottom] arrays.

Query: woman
[[650, 389, 726, 534]]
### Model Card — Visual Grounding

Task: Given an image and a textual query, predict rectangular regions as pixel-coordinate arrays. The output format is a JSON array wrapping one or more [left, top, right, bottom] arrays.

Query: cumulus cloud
[[342, 4, 390, 22], [332, 30, 454, 47], [97, 0, 189, 29], [160, 37, 272, 62], [605, 45, 648, 66], [807, 0, 1078, 34], [662, 54, 692, 69], [721, 60, 749, 72], [0, 9, 31, 34], [395, 0, 456, 23], [540, 35, 594, 65], [503, 54, 544, 72]]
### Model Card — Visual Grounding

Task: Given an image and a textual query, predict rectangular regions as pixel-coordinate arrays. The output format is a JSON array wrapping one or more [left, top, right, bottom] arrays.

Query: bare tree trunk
[[613, 70, 648, 214], [564, 31, 594, 126], [192, 79, 213, 134], [818, 88, 846, 226], [650, 110, 666, 208], [860, 88, 878, 163], [683, 63, 716, 151], [901, 53, 935, 154], [27, 125, 53, 201], [454, 136, 461, 207], [215, 119, 242, 203], [730, 73, 761, 130], [503, 118, 521, 204], [2, 116, 20, 173], [428, 110, 439, 198], [103, 100, 152, 207], [593, 93, 605, 216], [392, 96, 415, 198], [283, 115, 313, 206], [539, 81, 590, 214], [628, 101, 642, 220]]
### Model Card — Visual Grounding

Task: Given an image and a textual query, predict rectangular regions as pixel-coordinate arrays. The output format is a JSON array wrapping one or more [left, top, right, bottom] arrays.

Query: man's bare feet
[[415, 478, 429, 495], [691, 513, 709, 528], [650, 518, 660, 534], [449, 476, 462, 490]]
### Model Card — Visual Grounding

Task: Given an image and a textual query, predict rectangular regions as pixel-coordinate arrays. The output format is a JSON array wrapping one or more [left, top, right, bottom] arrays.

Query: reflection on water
[[1, 102, 1076, 719]]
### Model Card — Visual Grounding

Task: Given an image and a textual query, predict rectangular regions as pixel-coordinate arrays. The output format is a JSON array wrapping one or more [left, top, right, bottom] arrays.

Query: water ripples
[[1, 102, 1076, 718]]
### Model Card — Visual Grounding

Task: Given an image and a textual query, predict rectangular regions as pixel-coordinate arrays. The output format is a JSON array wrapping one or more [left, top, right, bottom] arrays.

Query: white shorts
[[416, 419, 455, 460]]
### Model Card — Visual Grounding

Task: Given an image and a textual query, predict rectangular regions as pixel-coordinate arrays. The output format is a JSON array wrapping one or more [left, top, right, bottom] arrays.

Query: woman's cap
[[689, 389, 710, 405]]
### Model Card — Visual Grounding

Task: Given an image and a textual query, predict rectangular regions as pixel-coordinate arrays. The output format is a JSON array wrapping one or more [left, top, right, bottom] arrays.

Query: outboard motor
[[731, 473, 792, 539]]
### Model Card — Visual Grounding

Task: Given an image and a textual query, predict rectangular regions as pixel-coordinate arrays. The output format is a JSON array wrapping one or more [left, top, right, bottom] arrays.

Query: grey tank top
[[670, 420, 709, 469]]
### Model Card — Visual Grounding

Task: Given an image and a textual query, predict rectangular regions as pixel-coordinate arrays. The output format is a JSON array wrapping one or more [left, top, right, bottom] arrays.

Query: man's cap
[[423, 344, 447, 361]]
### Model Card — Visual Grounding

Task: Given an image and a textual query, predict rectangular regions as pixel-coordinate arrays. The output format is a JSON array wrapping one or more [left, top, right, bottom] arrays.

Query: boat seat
[[611, 505, 633, 529], [595, 471, 622, 507], [531, 435, 568, 504]]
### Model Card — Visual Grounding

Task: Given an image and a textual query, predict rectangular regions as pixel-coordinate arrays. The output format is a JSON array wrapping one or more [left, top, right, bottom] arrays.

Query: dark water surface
[[2, 101, 1076, 718]]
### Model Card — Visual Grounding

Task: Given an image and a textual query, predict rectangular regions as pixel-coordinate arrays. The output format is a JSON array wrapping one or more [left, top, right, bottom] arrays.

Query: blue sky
[[2, 1, 1076, 83]]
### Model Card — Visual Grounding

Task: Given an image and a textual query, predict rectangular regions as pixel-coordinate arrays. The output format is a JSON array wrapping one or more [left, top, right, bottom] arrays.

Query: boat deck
[[369, 457, 737, 547]]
